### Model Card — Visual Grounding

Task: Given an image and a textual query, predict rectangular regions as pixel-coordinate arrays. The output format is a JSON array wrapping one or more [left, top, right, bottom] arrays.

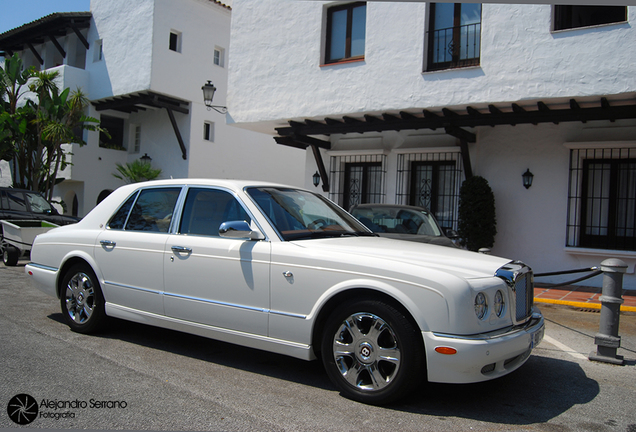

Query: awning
[[0, 12, 91, 60], [274, 95, 636, 191], [92, 91, 190, 160]]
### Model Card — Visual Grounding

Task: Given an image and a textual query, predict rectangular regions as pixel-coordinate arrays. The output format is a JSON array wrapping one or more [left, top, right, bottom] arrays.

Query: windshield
[[26, 193, 54, 214], [246, 187, 373, 241], [350, 206, 443, 237]]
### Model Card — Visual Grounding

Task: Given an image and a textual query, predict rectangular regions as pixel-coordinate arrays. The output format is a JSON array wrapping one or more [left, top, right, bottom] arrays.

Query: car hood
[[290, 236, 510, 280]]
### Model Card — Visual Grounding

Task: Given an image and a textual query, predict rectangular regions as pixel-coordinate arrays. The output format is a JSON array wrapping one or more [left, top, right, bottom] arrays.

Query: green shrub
[[458, 176, 497, 251]]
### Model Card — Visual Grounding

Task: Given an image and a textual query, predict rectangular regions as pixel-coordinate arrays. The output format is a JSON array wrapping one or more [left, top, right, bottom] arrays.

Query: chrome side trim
[[26, 263, 59, 273], [163, 291, 268, 312], [162, 291, 308, 318], [101, 286, 308, 318], [104, 281, 163, 296], [433, 310, 543, 341], [270, 310, 307, 319]]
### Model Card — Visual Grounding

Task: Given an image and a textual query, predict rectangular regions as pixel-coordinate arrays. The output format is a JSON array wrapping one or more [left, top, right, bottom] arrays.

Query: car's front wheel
[[321, 299, 425, 405], [60, 264, 105, 334]]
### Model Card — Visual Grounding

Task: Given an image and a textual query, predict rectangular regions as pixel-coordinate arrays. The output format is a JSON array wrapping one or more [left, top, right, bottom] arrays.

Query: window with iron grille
[[567, 147, 636, 251], [397, 151, 463, 231], [426, 3, 481, 72], [330, 154, 386, 209]]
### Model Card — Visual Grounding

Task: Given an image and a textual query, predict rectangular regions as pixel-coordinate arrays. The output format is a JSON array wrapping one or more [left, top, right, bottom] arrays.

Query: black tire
[[60, 264, 106, 334], [3, 245, 20, 266], [320, 299, 425, 405]]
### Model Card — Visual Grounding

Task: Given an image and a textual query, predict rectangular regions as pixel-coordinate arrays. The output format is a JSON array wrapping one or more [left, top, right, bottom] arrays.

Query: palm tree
[[112, 159, 162, 183], [1, 54, 101, 199], [31, 71, 101, 200]]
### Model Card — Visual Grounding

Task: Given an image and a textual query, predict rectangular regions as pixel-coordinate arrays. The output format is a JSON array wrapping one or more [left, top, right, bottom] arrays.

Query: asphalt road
[[1, 262, 635, 432]]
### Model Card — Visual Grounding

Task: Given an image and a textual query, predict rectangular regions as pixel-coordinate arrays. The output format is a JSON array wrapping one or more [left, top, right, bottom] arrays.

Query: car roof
[[0, 187, 42, 194], [113, 178, 305, 191]]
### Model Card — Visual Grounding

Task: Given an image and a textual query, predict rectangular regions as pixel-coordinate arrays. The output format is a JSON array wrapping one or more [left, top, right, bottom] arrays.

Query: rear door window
[[125, 188, 181, 232]]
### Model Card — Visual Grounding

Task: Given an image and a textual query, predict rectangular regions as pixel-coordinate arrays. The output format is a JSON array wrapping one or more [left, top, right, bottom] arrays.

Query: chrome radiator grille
[[513, 272, 533, 322], [495, 262, 534, 324]]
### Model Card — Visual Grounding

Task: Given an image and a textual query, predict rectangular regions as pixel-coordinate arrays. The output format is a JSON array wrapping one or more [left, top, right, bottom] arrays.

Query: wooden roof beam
[[70, 24, 89, 49], [48, 34, 66, 58], [601, 97, 616, 122], [489, 104, 515, 126], [27, 42, 43, 65], [538, 101, 559, 124], [274, 136, 309, 150], [444, 126, 476, 143], [570, 98, 586, 123]]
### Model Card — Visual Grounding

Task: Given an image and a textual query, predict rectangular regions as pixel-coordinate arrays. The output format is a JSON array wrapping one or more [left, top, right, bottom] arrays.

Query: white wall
[[476, 119, 636, 289], [228, 1, 636, 127], [87, 0, 155, 99], [228, 1, 636, 289]]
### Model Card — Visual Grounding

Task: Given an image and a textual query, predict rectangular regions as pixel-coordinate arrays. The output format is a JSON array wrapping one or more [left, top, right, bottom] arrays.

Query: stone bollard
[[588, 258, 627, 365]]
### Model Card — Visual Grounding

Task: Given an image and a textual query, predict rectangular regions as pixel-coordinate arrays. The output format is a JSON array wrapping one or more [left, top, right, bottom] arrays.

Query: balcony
[[427, 22, 481, 72]]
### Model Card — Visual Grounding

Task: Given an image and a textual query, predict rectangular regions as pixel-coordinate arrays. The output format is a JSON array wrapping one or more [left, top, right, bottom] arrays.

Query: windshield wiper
[[285, 231, 378, 241]]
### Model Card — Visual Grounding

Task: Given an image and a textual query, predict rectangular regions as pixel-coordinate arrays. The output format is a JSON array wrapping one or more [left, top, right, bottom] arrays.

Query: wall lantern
[[140, 153, 152, 163], [201, 80, 227, 113], [312, 171, 321, 188], [522, 168, 534, 189]]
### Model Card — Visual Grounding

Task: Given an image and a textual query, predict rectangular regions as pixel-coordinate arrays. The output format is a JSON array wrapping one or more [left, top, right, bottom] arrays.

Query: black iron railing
[[427, 23, 481, 71]]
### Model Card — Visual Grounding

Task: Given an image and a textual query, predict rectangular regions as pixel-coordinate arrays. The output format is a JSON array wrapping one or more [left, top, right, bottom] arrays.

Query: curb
[[535, 298, 636, 313]]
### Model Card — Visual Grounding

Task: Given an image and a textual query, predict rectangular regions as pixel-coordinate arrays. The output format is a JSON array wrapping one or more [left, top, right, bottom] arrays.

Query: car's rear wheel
[[3, 245, 20, 266], [321, 299, 425, 405], [60, 264, 105, 334]]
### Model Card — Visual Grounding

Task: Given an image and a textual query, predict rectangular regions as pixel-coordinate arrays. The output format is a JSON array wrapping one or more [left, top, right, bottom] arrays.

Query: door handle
[[171, 246, 192, 254], [100, 240, 116, 247]]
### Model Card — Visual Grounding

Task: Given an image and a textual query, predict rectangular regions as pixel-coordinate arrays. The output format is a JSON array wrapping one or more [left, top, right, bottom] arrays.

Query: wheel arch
[[311, 287, 425, 359], [56, 254, 100, 299]]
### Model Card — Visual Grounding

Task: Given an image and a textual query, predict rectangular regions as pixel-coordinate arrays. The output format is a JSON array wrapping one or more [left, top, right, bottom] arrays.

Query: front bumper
[[423, 308, 545, 383]]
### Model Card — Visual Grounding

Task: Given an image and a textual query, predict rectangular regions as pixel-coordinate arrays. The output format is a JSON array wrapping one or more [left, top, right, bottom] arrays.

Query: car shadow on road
[[47, 313, 332, 390], [47, 312, 599, 425], [391, 354, 600, 425]]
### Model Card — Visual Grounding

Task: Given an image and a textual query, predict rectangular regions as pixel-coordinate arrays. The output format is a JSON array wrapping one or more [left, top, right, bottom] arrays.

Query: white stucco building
[[227, 1, 636, 289], [0, 0, 305, 216]]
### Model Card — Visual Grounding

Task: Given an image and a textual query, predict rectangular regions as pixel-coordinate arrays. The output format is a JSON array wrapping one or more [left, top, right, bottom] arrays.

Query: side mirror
[[219, 221, 265, 240], [445, 229, 459, 239]]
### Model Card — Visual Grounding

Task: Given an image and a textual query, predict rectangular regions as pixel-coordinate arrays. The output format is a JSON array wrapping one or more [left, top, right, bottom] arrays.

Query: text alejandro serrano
[[39, 399, 127, 409]]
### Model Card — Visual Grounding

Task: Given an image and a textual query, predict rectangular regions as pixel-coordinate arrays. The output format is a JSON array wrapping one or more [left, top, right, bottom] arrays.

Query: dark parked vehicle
[[350, 203, 458, 248], [0, 187, 80, 226], [1, 187, 80, 265]]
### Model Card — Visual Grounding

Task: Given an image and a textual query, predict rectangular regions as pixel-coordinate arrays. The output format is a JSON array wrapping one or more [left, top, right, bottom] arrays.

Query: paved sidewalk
[[534, 285, 636, 312]]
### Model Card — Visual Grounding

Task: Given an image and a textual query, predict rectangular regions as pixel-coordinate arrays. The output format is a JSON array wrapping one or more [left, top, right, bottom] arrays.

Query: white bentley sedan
[[26, 179, 544, 404]]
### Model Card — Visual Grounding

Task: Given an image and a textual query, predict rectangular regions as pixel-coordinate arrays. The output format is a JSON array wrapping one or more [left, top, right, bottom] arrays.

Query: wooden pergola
[[274, 96, 636, 192]]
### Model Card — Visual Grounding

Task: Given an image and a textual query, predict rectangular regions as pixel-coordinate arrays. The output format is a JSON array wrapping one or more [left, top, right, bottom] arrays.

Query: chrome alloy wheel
[[332, 313, 401, 391], [65, 272, 96, 324]]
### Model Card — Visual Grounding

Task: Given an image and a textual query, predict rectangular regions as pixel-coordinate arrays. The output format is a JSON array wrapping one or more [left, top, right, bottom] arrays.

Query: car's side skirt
[[104, 302, 316, 361]]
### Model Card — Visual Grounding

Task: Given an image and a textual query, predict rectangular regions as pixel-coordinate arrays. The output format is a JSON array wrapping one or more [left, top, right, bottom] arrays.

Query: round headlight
[[474, 292, 488, 320], [494, 290, 505, 317]]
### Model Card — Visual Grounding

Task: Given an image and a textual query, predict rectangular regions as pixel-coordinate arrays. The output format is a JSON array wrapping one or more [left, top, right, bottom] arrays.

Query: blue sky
[[0, 0, 90, 34]]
